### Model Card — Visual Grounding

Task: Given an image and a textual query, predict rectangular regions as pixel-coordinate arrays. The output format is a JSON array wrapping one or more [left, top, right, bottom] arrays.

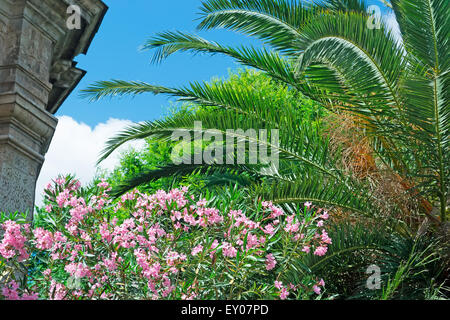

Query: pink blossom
[[1, 281, 39, 300], [0, 176, 332, 300], [274, 281, 283, 290], [49, 281, 67, 300], [97, 179, 109, 189], [33, 228, 53, 250], [43, 269, 52, 277], [191, 245, 203, 256], [0, 221, 29, 261], [313, 285, 321, 295], [320, 211, 329, 220], [314, 246, 328, 256], [103, 252, 119, 272], [263, 224, 275, 236], [64, 262, 91, 278], [265, 253, 277, 271], [222, 242, 237, 258], [321, 230, 332, 244], [280, 287, 290, 300]]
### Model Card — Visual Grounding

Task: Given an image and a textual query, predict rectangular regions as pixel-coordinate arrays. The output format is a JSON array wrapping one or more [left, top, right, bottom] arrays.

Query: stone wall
[[0, 0, 107, 216]]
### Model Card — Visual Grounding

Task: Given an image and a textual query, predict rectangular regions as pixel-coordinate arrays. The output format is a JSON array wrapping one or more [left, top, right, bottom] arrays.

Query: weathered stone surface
[[0, 0, 107, 216]]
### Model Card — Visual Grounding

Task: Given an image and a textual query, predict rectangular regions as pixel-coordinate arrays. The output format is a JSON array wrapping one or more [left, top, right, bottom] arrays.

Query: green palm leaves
[[82, 0, 449, 223], [390, 0, 449, 220]]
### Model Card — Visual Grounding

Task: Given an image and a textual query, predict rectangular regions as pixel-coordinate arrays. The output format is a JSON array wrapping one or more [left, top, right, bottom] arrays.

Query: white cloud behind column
[[35, 116, 145, 207]]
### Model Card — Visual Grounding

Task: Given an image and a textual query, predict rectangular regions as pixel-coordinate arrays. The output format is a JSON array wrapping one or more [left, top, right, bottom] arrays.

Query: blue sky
[[59, 0, 261, 127], [58, 0, 390, 127]]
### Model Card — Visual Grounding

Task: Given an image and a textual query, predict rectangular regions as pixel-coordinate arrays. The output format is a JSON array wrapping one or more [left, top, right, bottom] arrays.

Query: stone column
[[0, 0, 107, 216]]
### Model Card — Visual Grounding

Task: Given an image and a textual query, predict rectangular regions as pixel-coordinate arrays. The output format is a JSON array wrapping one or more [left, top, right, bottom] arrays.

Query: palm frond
[[315, 0, 367, 13], [108, 161, 259, 198], [256, 170, 376, 216], [391, 0, 449, 220], [142, 31, 317, 94], [391, 0, 449, 72], [197, 0, 316, 55], [296, 11, 405, 114], [80, 80, 178, 101]]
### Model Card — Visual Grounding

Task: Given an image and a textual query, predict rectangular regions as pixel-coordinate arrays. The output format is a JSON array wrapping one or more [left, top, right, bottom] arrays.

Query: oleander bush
[[0, 176, 332, 300]]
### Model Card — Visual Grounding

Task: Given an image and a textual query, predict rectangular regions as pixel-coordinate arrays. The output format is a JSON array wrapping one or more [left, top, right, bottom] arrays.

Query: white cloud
[[383, 10, 402, 44], [35, 116, 145, 207]]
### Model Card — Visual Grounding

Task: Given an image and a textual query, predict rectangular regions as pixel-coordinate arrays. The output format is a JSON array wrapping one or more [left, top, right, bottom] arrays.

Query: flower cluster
[[0, 221, 30, 261], [1, 281, 38, 300], [0, 176, 331, 300]]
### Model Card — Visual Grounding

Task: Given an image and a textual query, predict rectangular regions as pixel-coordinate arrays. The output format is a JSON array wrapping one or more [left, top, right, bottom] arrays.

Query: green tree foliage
[[95, 69, 324, 197]]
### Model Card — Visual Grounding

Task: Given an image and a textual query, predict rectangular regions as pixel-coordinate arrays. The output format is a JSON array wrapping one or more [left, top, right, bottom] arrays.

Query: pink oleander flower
[[1, 281, 19, 300], [284, 215, 300, 233], [280, 287, 290, 300], [274, 281, 283, 290], [56, 189, 70, 208], [313, 285, 321, 295], [1, 281, 39, 300], [321, 230, 332, 244], [265, 253, 277, 271], [196, 199, 207, 207], [64, 262, 92, 279], [49, 281, 67, 300], [320, 211, 329, 220], [55, 177, 66, 186], [263, 223, 275, 236], [210, 239, 219, 250], [0, 220, 29, 261], [97, 179, 109, 189], [261, 201, 272, 208], [222, 242, 237, 258], [245, 233, 261, 250], [314, 246, 328, 256], [191, 245, 203, 256], [103, 252, 119, 272], [33, 228, 53, 250], [43, 269, 52, 277], [45, 182, 53, 191], [270, 206, 284, 218]]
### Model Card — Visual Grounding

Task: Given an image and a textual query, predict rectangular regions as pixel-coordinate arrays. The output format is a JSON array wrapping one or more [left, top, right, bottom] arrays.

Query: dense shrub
[[0, 176, 331, 300]]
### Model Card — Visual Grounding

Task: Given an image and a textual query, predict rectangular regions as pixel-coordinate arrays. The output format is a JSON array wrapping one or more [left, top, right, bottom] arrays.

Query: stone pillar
[[0, 0, 107, 216]]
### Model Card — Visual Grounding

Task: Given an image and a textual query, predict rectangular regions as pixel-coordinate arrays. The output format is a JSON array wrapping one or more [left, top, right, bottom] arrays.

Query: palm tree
[[83, 0, 449, 226]]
